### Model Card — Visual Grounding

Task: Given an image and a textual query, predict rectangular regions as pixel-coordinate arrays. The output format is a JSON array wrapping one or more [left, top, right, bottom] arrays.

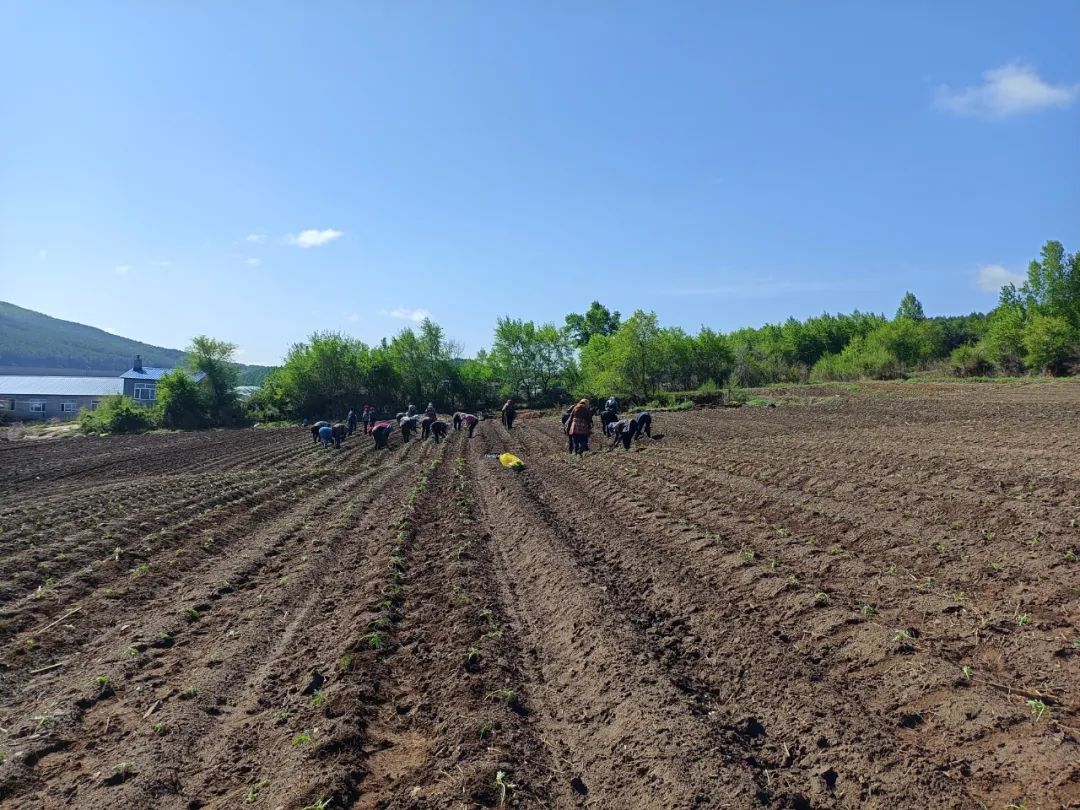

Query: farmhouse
[[120, 354, 205, 406], [0, 375, 123, 420]]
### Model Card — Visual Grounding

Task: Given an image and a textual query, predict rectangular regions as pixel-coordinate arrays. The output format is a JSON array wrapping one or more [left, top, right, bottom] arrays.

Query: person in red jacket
[[458, 412, 479, 438]]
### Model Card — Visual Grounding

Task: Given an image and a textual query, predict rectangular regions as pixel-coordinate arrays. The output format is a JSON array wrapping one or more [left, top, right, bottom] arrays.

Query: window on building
[[60, 402, 77, 413], [29, 401, 46, 413], [0, 399, 7, 410], [90, 400, 101, 411], [133, 383, 157, 401]]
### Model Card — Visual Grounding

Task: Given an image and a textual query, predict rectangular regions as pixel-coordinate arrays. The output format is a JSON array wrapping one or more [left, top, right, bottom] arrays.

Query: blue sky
[[2, 1, 1078, 364]]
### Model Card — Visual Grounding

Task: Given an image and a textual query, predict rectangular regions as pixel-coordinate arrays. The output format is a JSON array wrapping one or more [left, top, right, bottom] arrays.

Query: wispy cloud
[[935, 62, 1080, 118], [658, 278, 864, 298], [977, 264, 1025, 292], [114, 264, 131, 275], [382, 306, 431, 323], [245, 257, 262, 267], [245, 233, 266, 244], [286, 228, 343, 248]]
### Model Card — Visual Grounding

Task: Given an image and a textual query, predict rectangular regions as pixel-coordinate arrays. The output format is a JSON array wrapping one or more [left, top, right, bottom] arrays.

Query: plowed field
[[1, 381, 1078, 809]]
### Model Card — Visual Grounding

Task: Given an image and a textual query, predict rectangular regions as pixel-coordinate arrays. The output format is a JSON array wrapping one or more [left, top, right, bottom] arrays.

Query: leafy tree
[[692, 328, 734, 387], [983, 304, 1027, 374], [490, 318, 574, 403], [1024, 313, 1076, 375], [896, 292, 926, 322], [564, 301, 621, 348], [389, 319, 460, 409], [156, 369, 208, 429], [187, 336, 240, 424]]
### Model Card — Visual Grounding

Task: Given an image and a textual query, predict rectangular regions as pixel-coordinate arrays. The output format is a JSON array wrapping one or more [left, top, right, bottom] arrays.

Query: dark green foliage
[[564, 301, 621, 348], [187, 336, 241, 424], [79, 395, 156, 434], [950, 344, 995, 378], [156, 370, 208, 429]]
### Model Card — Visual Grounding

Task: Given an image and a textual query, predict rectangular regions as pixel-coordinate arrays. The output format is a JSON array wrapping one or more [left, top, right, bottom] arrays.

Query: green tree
[[156, 369, 208, 429], [896, 292, 926, 322], [186, 336, 240, 424], [983, 304, 1027, 374], [389, 319, 460, 408], [564, 301, 621, 348], [1024, 312, 1076, 375], [490, 318, 574, 403]]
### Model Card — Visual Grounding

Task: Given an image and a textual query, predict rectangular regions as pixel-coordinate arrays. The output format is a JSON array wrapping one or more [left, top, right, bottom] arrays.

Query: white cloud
[[245, 233, 266, 244], [935, 62, 1080, 118], [977, 264, 1025, 292], [114, 264, 131, 275], [382, 306, 431, 323], [245, 257, 262, 267], [286, 228, 343, 248]]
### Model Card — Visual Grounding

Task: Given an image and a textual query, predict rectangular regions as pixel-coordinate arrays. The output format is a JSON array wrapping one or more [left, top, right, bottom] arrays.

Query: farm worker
[[406, 404, 417, 417], [331, 423, 348, 449], [453, 412, 463, 431], [561, 406, 574, 452], [566, 399, 592, 455], [360, 406, 370, 433], [430, 420, 448, 443], [371, 421, 394, 449], [459, 412, 479, 438], [633, 409, 652, 438], [310, 420, 330, 443], [400, 414, 419, 442], [318, 424, 334, 449], [420, 413, 436, 440], [425, 402, 436, 418], [347, 408, 357, 436], [605, 396, 619, 414], [608, 418, 640, 450], [501, 398, 517, 429]]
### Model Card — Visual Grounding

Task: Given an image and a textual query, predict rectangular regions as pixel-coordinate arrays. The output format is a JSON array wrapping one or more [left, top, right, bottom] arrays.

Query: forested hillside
[[0, 301, 272, 383]]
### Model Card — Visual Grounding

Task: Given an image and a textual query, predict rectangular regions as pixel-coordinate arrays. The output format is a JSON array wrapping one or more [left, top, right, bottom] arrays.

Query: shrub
[[79, 395, 157, 434], [1024, 313, 1077, 376], [156, 370, 209, 429], [950, 343, 995, 378]]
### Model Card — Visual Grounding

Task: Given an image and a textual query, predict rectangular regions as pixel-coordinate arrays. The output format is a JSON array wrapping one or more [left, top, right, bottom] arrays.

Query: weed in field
[[94, 675, 114, 696], [860, 605, 876, 617], [495, 770, 516, 808], [292, 730, 312, 747], [338, 655, 353, 672], [1025, 699, 1049, 722], [308, 690, 326, 709], [363, 631, 385, 650], [813, 592, 830, 606]]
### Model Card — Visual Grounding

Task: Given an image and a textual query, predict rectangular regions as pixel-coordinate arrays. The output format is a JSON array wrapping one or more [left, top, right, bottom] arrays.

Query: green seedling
[[1026, 699, 1049, 722], [1065, 549, 1077, 562], [786, 575, 799, 586], [185, 607, 201, 622], [961, 665, 973, 681], [1016, 613, 1031, 627], [482, 628, 504, 639], [308, 690, 326, 709], [112, 762, 134, 781], [466, 647, 481, 666], [739, 549, 755, 561], [486, 688, 518, 704], [34, 714, 55, 731], [94, 675, 114, 695], [953, 591, 966, 602], [277, 576, 288, 586], [301, 798, 330, 810], [813, 592, 830, 606], [181, 685, 199, 699], [371, 615, 392, 631], [989, 561, 1004, 572], [152, 721, 166, 735], [893, 629, 912, 643], [363, 631, 385, 650], [292, 730, 312, 747], [125, 646, 139, 658], [860, 604, 876, 617], [338, 655, 353, 672], [244, 778, 270, 804], [131, 563, 150, 578], [478, 721, 493, 740]]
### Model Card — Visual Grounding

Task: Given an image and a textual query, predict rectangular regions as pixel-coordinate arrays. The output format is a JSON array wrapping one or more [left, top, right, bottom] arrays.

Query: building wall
[[0, 394, 106, 421], [122, 378, 158, 405]]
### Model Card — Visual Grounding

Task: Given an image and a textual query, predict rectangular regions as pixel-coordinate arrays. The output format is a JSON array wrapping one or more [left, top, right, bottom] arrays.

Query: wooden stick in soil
[[29, 662, 65, 675], [31, 607, 82, 635]]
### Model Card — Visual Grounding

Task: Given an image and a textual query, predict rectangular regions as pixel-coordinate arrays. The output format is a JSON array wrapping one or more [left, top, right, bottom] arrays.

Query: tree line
[[82, 239, 1080, 431]]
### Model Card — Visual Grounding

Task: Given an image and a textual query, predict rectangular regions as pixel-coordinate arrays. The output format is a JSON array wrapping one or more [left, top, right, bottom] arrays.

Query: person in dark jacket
[[371, 421, 394, 449], [633, 409, 652, 438], [400, 414, 419, 442], [453, 412, 463, 431], [310, 420, 330, 443], [420, 413, 436, 440], [318, 424, 334, 448], [458, 412, 479, 438], [501, 399, 517, 429], [331, 423, 348, 448], [425, 402, 436, 417], [346, 408, 357, 436], [430, 420, 448, 443], [566, 399, 592, 454], [608, 418, 640, 450]]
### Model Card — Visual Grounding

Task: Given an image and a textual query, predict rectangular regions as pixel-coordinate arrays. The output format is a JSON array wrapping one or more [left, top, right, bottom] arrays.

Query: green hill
[[0, 301, 273, 382]]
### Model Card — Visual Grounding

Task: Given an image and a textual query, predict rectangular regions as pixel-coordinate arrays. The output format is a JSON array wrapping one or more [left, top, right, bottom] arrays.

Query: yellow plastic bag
[[499, 452, 525, 470]]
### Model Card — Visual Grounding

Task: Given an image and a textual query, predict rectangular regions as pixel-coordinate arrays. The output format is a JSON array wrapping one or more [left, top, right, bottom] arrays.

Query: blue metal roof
[[0, 376, 124, 396], [120, 367, 206, 382]]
